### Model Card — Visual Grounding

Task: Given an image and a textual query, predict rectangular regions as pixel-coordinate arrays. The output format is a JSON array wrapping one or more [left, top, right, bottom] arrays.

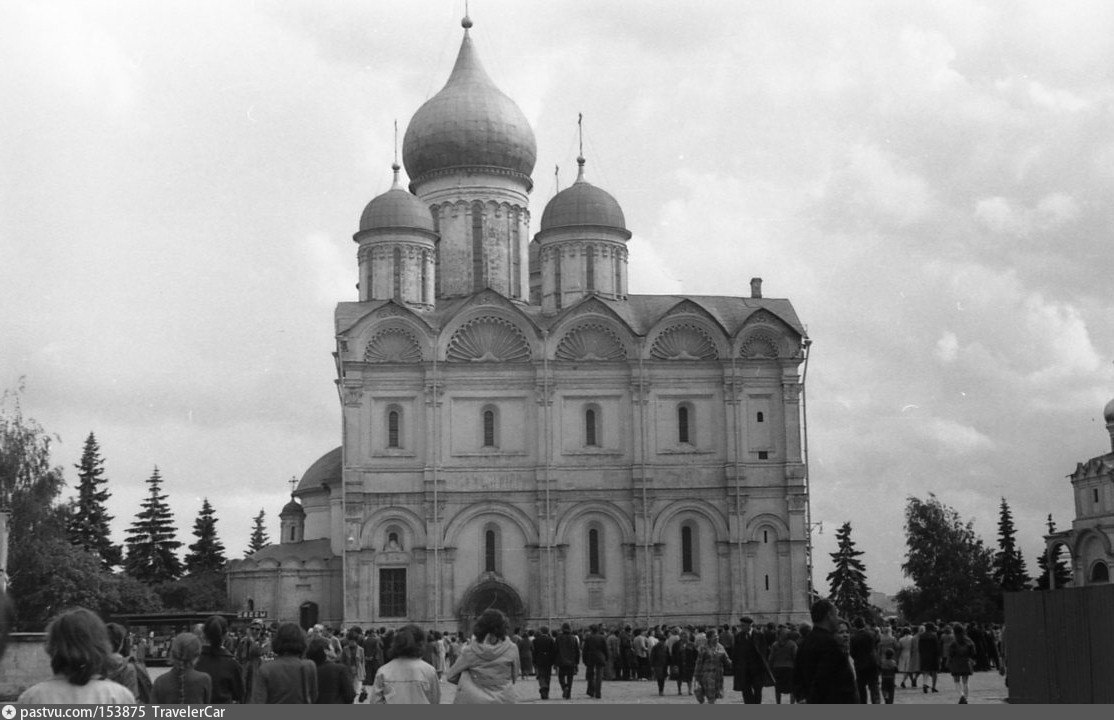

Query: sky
[[2, 0, 1113, 596]]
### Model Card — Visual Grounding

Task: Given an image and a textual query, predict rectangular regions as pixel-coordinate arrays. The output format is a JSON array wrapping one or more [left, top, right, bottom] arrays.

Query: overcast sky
[[3, 0, 1113, 596]]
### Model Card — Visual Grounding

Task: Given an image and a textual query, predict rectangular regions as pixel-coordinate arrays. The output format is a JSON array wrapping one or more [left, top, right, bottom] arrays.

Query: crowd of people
[[4, 596, 1006, 705]]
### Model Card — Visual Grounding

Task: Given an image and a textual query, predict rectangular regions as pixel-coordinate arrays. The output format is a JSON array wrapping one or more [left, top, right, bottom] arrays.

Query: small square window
[[758, 451, 769, 460]]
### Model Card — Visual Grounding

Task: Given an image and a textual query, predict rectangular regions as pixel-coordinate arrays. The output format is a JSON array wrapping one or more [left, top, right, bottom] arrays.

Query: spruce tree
[[66, 432, 122, 568], [124, 467, 183, 583], [184, 498, 226, 575], [827, 521, 872, 621], [992, 498, 1030, 592], [246, 509, 269, 556]]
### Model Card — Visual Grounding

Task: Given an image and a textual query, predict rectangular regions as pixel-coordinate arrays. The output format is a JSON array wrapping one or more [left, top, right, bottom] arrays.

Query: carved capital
[[782, 382, 802, 402]]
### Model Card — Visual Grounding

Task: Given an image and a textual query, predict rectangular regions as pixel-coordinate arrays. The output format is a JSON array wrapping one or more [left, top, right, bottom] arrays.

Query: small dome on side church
[[358, 164, 435, 234], [280, 498, 305, 516], [539, 157, 629, 235], [402, 23, 536, 185]]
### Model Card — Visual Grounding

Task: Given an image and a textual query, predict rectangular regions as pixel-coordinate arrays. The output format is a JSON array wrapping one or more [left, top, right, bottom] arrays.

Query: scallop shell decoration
[[739, 332, 780, 359], [364, 328, 423, 363], [555, 324, 626, 362], [446, 316, 531, 362], [649, 324, 718, 361]]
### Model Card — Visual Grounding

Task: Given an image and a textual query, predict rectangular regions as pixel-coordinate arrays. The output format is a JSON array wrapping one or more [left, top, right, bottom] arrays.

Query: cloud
[[935, 331, 959, 363]]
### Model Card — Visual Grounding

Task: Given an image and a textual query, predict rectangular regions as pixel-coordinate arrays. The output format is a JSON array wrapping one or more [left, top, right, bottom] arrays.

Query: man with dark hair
[[850, 616, 881, 703], [732, 616, 770, 703], [583, 623, 610, 699], [532, 626, 557, 699], [792, 599, 858, 703], [918, 622, 941, 694], [554, 622, 581, 700]]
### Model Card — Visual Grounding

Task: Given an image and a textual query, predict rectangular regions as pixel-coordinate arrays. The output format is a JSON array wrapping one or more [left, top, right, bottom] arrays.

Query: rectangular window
[[758, 450, 769, 460], [379, 568, 406, 617], [681, 525, 694, 573], [1095, 488, 1100, 503], [554, 251, 562, 310], [588, 528, 600, 575], [586, 246, 595, 291], [388, 411, 400, 448]]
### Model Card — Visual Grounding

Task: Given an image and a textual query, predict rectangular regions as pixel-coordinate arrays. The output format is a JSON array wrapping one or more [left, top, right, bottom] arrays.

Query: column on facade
[[440, 547, 456, 624], [651, 543, 664, 621], [715, 541, 732, 620], [622, 543, 638, 621], [555, 545, 569, 617]]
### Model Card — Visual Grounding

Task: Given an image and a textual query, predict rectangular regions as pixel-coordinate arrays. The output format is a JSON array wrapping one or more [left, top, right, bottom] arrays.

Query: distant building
[[229, 14, 813, 630], [1044, 398, 1114, 586]]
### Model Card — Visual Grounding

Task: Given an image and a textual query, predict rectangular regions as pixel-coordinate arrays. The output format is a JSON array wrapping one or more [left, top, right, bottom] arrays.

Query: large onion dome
[[539, 157, 630, 237], [358, 164, 435, 234], [402, 18, 536, 187]]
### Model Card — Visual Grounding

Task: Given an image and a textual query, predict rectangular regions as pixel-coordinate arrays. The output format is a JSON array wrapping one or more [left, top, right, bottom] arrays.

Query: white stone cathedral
[[229, 15, 813, 631]]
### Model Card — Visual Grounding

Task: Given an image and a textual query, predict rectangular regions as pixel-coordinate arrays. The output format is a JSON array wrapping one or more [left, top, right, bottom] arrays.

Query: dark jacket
[[532, 633, 557, 669], [793, 626, 858, 704], [849, 628, 879, 678], [555, 630, 581, 669], [314, 660, 355, 704], [918, 630, 941, 672], [582, 631, 609, 667], [195, 645, 245, 703], [732, 629, 770, 689]]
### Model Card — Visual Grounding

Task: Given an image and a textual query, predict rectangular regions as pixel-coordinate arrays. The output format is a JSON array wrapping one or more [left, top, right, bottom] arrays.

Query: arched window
[[1091, 562, 1110, 584], [387, 409, 401, 448], [585, 406, 599, 447], [483, 524, 501, 574], [289, 526, 296, 542], [681, 524, 694, 573], [614, 254, 622, 297], [588, 527, 601, 576], [482, 406, 498, 448], [421, 251, 429, 304], [554, 249, 563, 310], [678, 404, 693, 444]]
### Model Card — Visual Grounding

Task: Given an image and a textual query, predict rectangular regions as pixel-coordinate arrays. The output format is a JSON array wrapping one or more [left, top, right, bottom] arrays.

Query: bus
[[109, 611, 244, 666]]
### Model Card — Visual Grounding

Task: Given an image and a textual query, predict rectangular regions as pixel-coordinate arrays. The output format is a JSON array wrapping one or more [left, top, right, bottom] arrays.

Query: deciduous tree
[[897, 494, 997, 622]]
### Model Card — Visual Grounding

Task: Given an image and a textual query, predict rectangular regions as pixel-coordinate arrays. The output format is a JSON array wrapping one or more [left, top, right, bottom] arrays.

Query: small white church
[[228, 14, 814, 632]]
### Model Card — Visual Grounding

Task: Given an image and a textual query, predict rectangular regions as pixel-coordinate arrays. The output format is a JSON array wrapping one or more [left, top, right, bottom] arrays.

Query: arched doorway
[[457, 579, 525, 636], [299, 601, 319, 630]]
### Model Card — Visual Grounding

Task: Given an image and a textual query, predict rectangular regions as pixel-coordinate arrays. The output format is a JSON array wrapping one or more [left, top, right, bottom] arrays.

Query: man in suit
[[732, 616, 771, 703], [582, 624, 610, 699], [793, 599, 858, 703], [850, 616, 881, 703]]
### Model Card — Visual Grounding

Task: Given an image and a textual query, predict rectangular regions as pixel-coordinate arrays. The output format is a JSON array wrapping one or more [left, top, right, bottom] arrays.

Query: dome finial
[[391, 118, 402, 188], [462, 0, 473, 30], [576, 113, 586, 182]]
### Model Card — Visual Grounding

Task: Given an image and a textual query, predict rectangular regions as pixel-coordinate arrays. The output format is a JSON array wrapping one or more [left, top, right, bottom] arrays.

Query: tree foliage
[[992, 498, 1030, 593], [898, 494, 997, 622], [184, 498, 226, 575], [156, 572, 228, 612], [246, 509, 269, 556], [124, 467, 183, 583], [1035, 546, 1072, 590], [67, 432, 122, 568], [2, 383, 161, 629], [827, 521, 872, 621]]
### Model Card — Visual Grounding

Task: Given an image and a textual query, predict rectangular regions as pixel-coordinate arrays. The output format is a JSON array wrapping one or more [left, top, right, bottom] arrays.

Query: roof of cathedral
[[295, 446, 342, 495], [336, 293, 805, 338], [240, 538, 336, 563], [358, 164, 435, 234], [402, 20, 536, 187], [538, 157, 629, 237]]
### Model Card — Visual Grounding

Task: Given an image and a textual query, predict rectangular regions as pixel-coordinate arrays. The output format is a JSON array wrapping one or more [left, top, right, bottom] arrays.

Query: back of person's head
[[272, 622, 308, 656], [852, 616, 865, 629], [203, 615, 227, 649], [809, 598, 835, 625], [924, 622, 936, 633], [106, 622, 130, 657], [539, 626, 549, 636], [306, 637, 330, 665], [561, 622, 571, 633], [473, 609, 508, 641], [170, 633, 202, 669], [46, 608, 112, 686], [392, 625, 426, 659], [953, 623, 966, 639]]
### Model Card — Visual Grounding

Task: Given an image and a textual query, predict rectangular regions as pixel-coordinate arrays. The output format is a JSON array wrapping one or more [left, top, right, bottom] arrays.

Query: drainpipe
[[433, 351, 440, 627], [639, 353, 651, 627], [732, 354, 742, 619], [542, 329, 553, 627]]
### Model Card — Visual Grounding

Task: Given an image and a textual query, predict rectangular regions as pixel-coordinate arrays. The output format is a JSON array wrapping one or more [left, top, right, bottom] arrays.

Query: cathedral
[[228, 15, 813, 631]]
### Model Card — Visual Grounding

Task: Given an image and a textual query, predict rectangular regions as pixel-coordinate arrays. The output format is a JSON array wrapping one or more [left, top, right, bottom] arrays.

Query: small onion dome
[[539, 157, 630, 237], [280, 497, 304, 517], [402, 24, 536, 187], [358, 164, 435, 234], [1104, 397, 1114, 423]]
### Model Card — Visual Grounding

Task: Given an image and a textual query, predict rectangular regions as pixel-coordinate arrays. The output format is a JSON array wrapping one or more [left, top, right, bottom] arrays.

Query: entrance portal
[[457, 579, 525, 636]]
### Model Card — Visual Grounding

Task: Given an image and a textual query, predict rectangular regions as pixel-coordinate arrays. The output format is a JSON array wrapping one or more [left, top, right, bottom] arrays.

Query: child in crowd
[[880, 648, 899, 704]]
